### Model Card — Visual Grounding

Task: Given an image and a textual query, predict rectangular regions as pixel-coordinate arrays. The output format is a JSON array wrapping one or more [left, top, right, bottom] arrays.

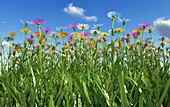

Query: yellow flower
[[8, 32, 18, 37], [20, 28, 32, 33], [100, 32, 110, 37], [136, 40, 145, 43], [72, 32, 80, 37], [115, 28, 124, 33], [58, 32, 68, 37], [115, 39, 123, 47]]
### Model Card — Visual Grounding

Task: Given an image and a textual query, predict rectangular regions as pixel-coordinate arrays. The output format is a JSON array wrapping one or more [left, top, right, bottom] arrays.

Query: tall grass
[[0, 14, 170, 107]]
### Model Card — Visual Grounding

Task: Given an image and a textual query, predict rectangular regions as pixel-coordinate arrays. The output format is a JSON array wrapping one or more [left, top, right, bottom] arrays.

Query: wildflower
[[129, 32, 139, 37], [77, 23, 89, 30], [45, 57, 51, 61], [90, 30, 100, 35], [56, 26, 67, 32], [107, 11, 121, 20], [20, 19, 31, 28], [20, 28, 32, 33], [98, 36, 108, 42], [117, 17, 130, 26], [14, 46, 23, 51], [64, 45, 71, 49], [70, 40, 76, 45], [114, 46, 121, 51], [124, 36, 132, 41], [8, 32, 18, 37], [33, 32, 43, 36], [42, 27, 52, 33], [27, 38, 35, 44], [133, 28, 143, 33], [99, 53, 104, 57], [86, 43, 96, 47], [69, 24, 77, 29], [78, 35, 88, 40], [165, 39, 170, 44], [4, 36, 14, 41], [116, 39, 123, 47], [127, 44, 135, 47], [92, 24, 104, 31], [115, 28, 124, 33], [58, 32, 68, 37], [31, 18, 45, 24], [136, 40, 145, 43], [138, 23, 150, 27], [100, 32, 110, 37], [81, 31, 90, 36], [72, 32, 81, 37]]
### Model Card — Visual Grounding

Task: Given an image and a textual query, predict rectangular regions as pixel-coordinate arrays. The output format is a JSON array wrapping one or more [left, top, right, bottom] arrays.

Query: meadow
[[0, 11, 170, 107]]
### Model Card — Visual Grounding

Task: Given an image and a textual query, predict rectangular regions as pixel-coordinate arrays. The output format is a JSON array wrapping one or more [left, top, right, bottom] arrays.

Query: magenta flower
[[129, 32, 138, 37], [99, 53, 104, 57], [42, 27, 52, 33], [68, 24, 77, 29], [31, 19, 45, 24], [81, 31, 90, 36], [138, 23, 150, 27]]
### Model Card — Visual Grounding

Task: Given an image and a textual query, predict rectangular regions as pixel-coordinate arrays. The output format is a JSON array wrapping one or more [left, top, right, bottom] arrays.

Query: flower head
[[138, 23, 150, 27], [72, 32, 81, 37], [129, 32, 139, 37], [8, 32, 18, 37], [68, 24, 77, 29], [90, 30, 100, 35], [81, 31, 90, 36], [133, 28, 143, 32], [27, 38, 35, 44], [115, 39, 123, 47], [107, 11, 121, 20], [58, 32, 68, 37], [31, 19, 45, 24], [100, 32, 110, 37], [77, 23, 89, 30], [56, 26, 67, 32], [20, 28, 32, 33], [92, 24, 104, 31], [42, 27, 52, 33], [117, 17, 130, 23], [115, 28, 124, 33], [33, 32, 44, 36], [4, 36, 14, 41]]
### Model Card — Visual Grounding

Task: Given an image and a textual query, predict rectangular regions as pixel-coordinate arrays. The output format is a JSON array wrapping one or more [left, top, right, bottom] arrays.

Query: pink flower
[[138, 23, 150, 27], [68, 24, 77, 29], [99, 53, 104, 57], [81, 31, 90, 36], [129, 32, 138, 37], [31, 19, 45, 24], [42, 27, 52, 33]]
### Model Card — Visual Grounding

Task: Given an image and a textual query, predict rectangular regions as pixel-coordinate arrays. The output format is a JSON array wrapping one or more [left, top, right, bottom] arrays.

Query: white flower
[[77, 23, 89, 30], [90, 30, 100, 34]]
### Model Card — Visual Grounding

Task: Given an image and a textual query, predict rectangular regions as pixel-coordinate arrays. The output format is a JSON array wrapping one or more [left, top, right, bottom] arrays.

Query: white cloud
[[154, 17, 170, 38], [83, 16, 98, 22], [64, 3, 85, 17], [64, 3, 98, 22]]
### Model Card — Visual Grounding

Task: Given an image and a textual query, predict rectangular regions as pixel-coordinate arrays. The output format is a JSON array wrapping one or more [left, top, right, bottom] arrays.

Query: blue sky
[[0, 0, 170, 46]]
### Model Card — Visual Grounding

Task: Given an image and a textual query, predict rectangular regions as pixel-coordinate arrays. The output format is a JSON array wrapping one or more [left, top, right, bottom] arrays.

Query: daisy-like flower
[[20, 28, 32, 33], [68, 24, 77, 29], [8, 32, 18, 37], [124, 36, 132, 41], [100, 32, 110, 37], [107, 11, 121, 20], [77, 23, 89, 30], [14, 46, 23, 51], [31, 19, 45, 24], [42, 27, 52, 33], [58, 32, 68, 37], [33, 32, 44, 36], [133, 28, 143, 33], [138, 23, 150, 27], [115, 28, 124, 33], [115, 39, 123, 47], [81, 31, 90, 36], [72, 32, 81, 37], [4, 36, 14, 41], [117, 17, 130, 26], [90, 30, 100, 34], [56, 26, 67, 32], [98, 36, 108, 42], [92, 24, 104, 31], [27, 38, 35, 44], [129, 32, 139, 37], [20, 19, 31, 28]]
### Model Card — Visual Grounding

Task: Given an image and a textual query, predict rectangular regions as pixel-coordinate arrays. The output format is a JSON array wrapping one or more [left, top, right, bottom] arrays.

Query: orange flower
[[58, 32, 68, 37], [45, 57, 51, 61], [136, 40, 145, 43], [64, 45, 71, 49], [14, 46, 23, 51], [86, 43, 96, 47], [165, 39, 170, 44], [133, 28, 143, 32], [114, 46, 120, 51], [8, 32, 18, 37], [33, 32, 43, 36], [70, 41, 76, 45], [128, 44, 135, 47]]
